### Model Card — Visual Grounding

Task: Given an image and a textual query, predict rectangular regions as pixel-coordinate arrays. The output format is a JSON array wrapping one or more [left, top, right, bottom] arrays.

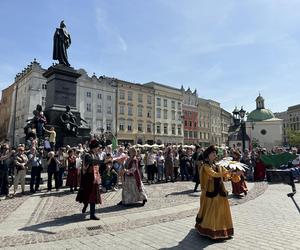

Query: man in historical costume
[[195, 145, 234, 240], [118, 147, 147, 206], [192, 145, 203, 192], [231, 150, 248, 196], [76, 140, 102, 220], [53, 20, 71, 66]]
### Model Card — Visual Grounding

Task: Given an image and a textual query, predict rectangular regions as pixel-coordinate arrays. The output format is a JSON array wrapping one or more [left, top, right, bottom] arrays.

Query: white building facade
[[77, 70, 116, 136]]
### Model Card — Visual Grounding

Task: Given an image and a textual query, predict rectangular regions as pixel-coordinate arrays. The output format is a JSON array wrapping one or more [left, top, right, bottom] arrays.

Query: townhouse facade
[[181, 87, 199, 144], [0, 60, 233, 146], [144, 82, 184, 145], [115, 79, 155, 145]]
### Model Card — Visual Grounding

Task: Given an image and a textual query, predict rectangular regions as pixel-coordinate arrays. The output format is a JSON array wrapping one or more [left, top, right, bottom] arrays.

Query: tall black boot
[[90, 203, 99, 220]]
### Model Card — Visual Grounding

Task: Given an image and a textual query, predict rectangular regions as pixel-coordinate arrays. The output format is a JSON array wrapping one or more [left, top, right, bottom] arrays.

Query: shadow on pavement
[[160, 229, 228, 250], [165, 189, 197, 197], [96, 203, 144, 214], [19, 213, 86, 234]]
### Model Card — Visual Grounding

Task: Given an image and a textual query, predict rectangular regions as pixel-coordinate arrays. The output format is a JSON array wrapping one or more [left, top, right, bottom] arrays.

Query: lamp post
[[239, 107, 246, 152]]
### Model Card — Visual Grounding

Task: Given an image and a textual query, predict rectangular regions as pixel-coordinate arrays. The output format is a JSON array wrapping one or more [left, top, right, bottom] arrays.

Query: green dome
[[247, 109, 275, 122]]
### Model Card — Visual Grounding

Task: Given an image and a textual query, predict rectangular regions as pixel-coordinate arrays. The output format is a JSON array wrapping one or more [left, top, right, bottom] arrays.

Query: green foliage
[[251, 138, 260, 149], [287, 129, 300, 147]]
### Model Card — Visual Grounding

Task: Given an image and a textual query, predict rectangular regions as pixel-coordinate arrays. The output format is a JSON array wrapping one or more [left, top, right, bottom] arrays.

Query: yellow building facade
[[115, 79, 155, 145]]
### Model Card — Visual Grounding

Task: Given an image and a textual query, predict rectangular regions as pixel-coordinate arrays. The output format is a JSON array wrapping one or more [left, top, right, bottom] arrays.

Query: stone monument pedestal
[[43, 64, 90, 147]]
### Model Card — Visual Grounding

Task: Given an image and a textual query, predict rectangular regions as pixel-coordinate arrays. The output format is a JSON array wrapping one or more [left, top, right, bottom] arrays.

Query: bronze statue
[[24, 104, 47, 140], [60, 105, 87, 136], [53, 20, 71, 66]]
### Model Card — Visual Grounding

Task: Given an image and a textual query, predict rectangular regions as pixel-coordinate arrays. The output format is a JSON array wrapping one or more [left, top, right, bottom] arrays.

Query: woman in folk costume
[[231, 150, 248, 196], [118, 147, 147, 206], [66, 148, 78, 192], [76, 139, 102, 220], [195, 145, 233, 240]]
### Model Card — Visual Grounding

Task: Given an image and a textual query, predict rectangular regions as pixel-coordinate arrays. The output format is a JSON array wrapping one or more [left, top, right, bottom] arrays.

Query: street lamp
[[239, 106, 246, 152]]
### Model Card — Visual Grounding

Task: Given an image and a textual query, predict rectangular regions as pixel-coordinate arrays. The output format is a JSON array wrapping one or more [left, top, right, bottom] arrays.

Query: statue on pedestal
[[24, 104, 47, 140], [53, 20, 71, 66], [60, 105, 87, 136]]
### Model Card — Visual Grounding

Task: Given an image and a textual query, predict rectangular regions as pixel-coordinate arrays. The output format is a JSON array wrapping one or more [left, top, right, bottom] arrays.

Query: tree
[[287, 129, 300, 147], [251, 137, 260, 149]]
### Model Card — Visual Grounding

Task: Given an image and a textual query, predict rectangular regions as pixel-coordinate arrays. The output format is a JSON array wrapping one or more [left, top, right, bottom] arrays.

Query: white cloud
[[94, 7, 127, 52]]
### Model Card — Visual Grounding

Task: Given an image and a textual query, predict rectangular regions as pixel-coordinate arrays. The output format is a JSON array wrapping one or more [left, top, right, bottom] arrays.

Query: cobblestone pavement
[[1, 182, 299, 249], [0, 180, 266, 249]]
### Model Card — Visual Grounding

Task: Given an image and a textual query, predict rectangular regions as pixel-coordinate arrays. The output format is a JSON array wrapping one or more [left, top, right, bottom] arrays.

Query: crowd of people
[[0, 137, 299, 223]]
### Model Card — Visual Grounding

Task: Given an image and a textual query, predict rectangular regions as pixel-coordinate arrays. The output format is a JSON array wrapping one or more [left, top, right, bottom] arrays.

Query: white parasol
[[216, 157, 249, 171]]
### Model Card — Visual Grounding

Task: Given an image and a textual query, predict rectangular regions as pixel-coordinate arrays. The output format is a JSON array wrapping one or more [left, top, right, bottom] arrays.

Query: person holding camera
[[28, 147, 42, 193], [13, 145, 28, 196], [47, 151, 59, 192]]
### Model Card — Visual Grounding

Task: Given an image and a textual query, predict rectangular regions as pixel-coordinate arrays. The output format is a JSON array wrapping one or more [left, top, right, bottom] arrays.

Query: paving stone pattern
[[0, 181, 267, 248]]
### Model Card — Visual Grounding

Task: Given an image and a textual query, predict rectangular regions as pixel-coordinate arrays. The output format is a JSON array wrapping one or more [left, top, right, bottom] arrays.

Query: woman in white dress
[[118, 147, 147, 206]]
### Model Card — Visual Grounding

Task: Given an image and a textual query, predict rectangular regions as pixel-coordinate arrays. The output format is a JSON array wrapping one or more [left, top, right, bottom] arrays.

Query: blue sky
[[0, 0, 300, 113]]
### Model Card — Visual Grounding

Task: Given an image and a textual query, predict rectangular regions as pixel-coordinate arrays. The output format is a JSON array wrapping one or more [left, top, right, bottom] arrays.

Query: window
[[119, 120, 125, 131], [164, 124, 168, 134], [163, 110, 168, 119], [87, 92, 91, 98], [194, 122, 197, 128], [128, 121, 132, 131], [172, 111, 175, 120], [189, 121, 192, 127], [119, 90, 125, 100], [157, 108, 161, 119], [157, 98, 161, 106], [185, 120, 187, 126], [171, 101, 175, 109], [189, 131, 193, 138], [120, 105, 124, 115], [147, 95, 152, 104], [106, 121, 112, 131], [261, 129, 267, 135], [42, 96, 46, 106], [86, 103, 91, 112], [96, 120, 102, 130], [97, 104, 102, 113], [178, 125, 182, 135], [107, 95, 112, 101], [128, 91, 133, 101], [138, 94, 143, 103], [172, 124, 176, 135], [156, 125, 161, 134], [128, 106, 133, 116], [97, 93, 102, 99], [194, 131, 198, 138], [107, 106, 112, 114], [147, 124, 152, 133], [177, 102, 181, 110], [200, 132, 202, 139], [163, 99, 168, 107], [147, 109, 152, 118], [86, 118, 92, 128], [138, 107, 143, 117], [184, 131, 188, 138], [42, 84, 47, 90], [138, 123, 143, 132]]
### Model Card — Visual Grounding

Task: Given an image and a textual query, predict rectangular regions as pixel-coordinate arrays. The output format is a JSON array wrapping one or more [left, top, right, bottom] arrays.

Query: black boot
[[90, 203, 99, 220], [82, 203, 88, 214], [142, 199, 147, 206]]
